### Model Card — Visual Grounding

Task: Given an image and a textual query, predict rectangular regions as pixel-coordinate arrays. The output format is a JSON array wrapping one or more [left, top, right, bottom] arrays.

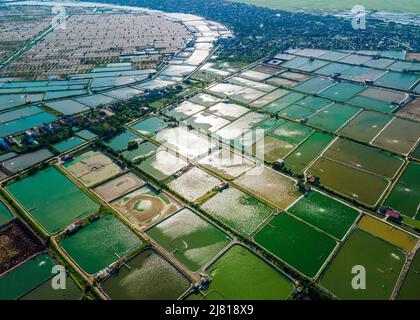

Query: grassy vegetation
[[231, 0, 420, 13]]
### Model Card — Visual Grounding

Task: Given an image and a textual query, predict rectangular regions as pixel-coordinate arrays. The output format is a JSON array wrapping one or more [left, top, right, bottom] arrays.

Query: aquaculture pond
[[131, 116, 167, 136], [288, 191, 359, 240], [61, 215, 142, 275], [94, 172, 145, 202], [199, 149, 255, 181], [207, 102, 249, 121], [138, 150, 188, 181], [306, 103, 360, 132], [284, 132, 334, 173], [21, 275, 82, 300], [146, 208, 231, 272], [0, 201, 13, 226], [53, 136, 85, 153], [338, 111, 393, 143], [63, 151, 123, 187], [293, 76, 336, 94], [319, 82, 365, 102], [262, 92, 305, 114], [201, 187, 275, 236], [103, 129, 144, 152], [75, 129, 97, 140], [188, 93, 220, 107], [122, 141, 158, 162], [7, 167, 99, 234], [320, 229, 405, 300], [254, 213, 337, 278], [307, 157, 389, 207], [384, 162, 420, 219], [156, 127, 217, 160], [358, 215, 417, 252], [251, 121, 313, 162], [183, 111, 230, 134], [112, 185, 180, 229], [372, 118, 420, 155], [397, 250, 420, 300], [164, 101, 205, 121], [0, 111, 57, 137], [188, 245, 294, 300], [0, 253, 55, 300], [102, 249, 190, 300], [168, 167, 221, 203], [323, 138, 404, 179], [234, 166, 301, 210]]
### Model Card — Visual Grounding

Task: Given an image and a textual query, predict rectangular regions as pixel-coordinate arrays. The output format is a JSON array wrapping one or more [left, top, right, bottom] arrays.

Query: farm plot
[[103, 129, 144, 152], [102, 249, 190, 300], [397, 250, 420, 300], [168, 167, 221, 203], [146, 208, 231, 272], [320, 229, 405, 300], [199, 149, 255, 180], [131, 116, 168, 136], [0, 253, 55, 300], [112, 185, 180, 229], [121, 141, 159, 162], [156, 127, 217, 160], [63, 151, 124, 187], [319, 82, 365, 102], [284, 132, 334, 173], [262, 92, 305, 114], [306, 157, 389, 207], [93, 172, 145, 202], [188, 93, 220, 107], [306, 103, 361, 132], [372, 118, 420, 155], [206, 102, 249, 121], [254, 213, 337, 278], [0, 219, 45, 275], [288, 191, 359, 240], [61, 215, 142, 275], [7, 167, 99, 234], [138, 150, 188, 181], [164, 101, 206, 121], [0, 201, 13, 226], [338, 111, 394, 143], [234, 166, 301, 210], [188, 245, 294, 300], [53, 136, 85, 153], [248, 121, 313, 163], [183, 111, 230, 134], [384, 162, 420, 219], [201, 187, 275, 236], [293, 76, 336, 94], [323, 138, 404, 179], [358, 215, 417, 252]]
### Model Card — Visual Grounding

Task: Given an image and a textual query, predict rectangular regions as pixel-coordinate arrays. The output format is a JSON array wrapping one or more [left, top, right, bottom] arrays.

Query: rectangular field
[[307, 157, 389, 207], [384, 162, 420, 219], [188, 245, 294, 300], [288, 191, 359, 240], [320, 229, 405, 300], [234, 166, 301, 210], [63, 150, 124, 187], [254, 213, 337, 278], [146, 208, 231, 272], [7, 167, 100, 234], [61, 215, 142, 275], [102, 249, 190, 300]]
